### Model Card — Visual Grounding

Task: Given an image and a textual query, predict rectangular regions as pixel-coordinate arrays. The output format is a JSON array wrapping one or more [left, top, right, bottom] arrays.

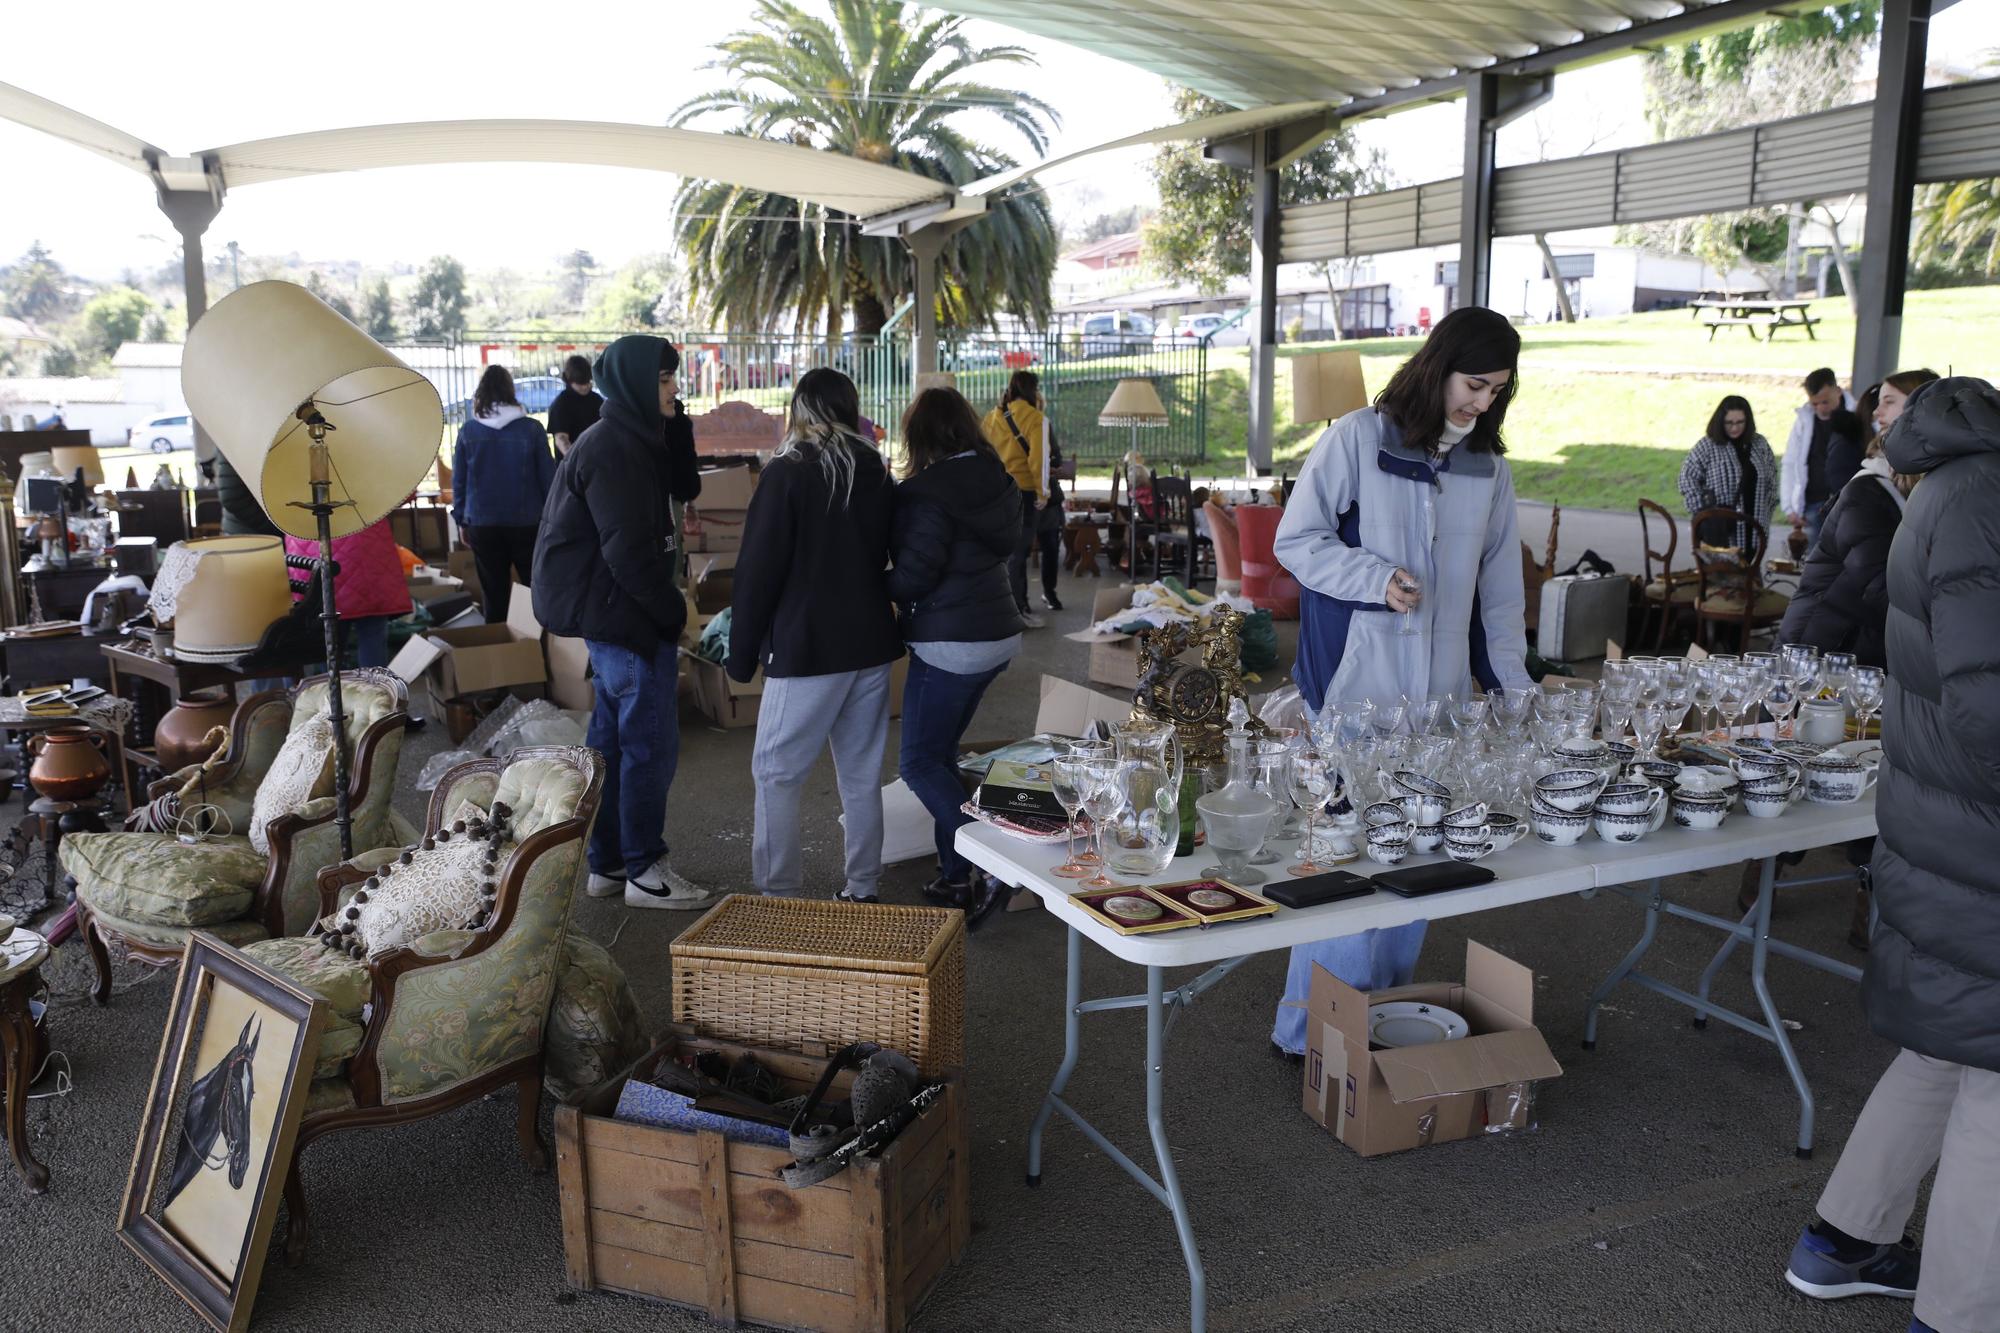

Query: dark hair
[[562, 354, 592, 386], [1373, 307, 1519, 455], [900, 389, 995, 479], [1883, 367, 1940, 398], [659, 341, 682, 376], [1803, 367, 1840, 395], [1705, 395, 1757, 445], [473, 365, 518, 417], [1001, 370, 1040, 409]]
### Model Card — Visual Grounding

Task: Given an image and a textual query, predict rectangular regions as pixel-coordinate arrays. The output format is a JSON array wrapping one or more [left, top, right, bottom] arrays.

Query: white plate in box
[[1368, 1001, 1469, 1049]]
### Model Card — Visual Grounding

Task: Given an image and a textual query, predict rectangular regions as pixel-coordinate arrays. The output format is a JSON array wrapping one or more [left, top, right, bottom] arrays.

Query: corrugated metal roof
[[938, 0, 1700, 108]]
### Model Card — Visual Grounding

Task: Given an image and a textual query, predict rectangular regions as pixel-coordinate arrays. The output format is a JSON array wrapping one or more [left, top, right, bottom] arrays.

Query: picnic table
[[1689, 295, 1820, 342]]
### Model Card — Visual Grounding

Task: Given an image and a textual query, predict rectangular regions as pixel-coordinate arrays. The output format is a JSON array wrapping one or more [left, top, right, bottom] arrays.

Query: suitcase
[[1537, 573, 1633, 663]]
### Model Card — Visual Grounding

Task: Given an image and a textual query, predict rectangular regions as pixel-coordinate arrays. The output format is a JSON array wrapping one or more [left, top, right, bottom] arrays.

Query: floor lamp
[[1099, 379, 1169, 577], [182, 281, 442, 857]]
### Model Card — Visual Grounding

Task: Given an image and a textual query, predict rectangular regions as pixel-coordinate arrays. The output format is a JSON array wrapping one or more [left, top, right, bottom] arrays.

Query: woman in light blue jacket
[[1270, 306, 1535, 1056]]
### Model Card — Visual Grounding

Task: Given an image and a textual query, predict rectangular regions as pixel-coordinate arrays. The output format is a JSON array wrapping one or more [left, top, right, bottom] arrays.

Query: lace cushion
[[250, 714, 337, 854], [322, 806, 517, 961]]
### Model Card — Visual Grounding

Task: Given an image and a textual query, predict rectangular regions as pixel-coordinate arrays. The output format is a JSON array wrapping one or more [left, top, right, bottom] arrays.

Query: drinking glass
[[1763, 675, 1799, 741], [1287, 749, 1337, 876], [1394, 572, 1423, 638], [1371, 693, 1409, 739], [1409, 695, 1447, 738], [1080, 758, 1126, 890], [1490, 686, 1533, 739], [1843, 666, 1885, 738], [1599, 693, 1635, 749], [1067, 740, 1113, 863], [1336, 698, 1376, 749], [1820, 652, 1857, 702], [1690, 663, 1720, 741], [1251, 741, 1295, 862], [1716, 666, 1752, 743], [1450, 693, 1491, 741], [1051, 756, 1091, 878], [1632, 697, 1669, 762], [1779, 643, 1820, 695]]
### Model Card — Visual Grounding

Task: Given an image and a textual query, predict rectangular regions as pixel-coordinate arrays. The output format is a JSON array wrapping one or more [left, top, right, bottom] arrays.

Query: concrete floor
[[4, 562, 1920, 1333]]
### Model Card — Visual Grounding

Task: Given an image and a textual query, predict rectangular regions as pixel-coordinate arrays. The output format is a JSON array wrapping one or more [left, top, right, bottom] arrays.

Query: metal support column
[[151, 155, 225, 463], [1457, 73, 1552, 313], [905, 225, 949, 381], [1246, 128, 1280, 478], [1853, 0, 1932, 390]]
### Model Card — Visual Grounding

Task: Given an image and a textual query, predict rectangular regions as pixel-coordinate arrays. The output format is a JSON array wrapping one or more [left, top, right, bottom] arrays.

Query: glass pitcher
[[1105, 758, 1183, 877], [1113, 715, 1184, 816]]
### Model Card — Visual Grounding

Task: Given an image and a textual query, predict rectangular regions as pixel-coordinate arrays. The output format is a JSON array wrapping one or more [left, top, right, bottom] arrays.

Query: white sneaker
[[625, 860, 717, 912], [585, 869, 626, 898], [1019, 611, 1046, 629]]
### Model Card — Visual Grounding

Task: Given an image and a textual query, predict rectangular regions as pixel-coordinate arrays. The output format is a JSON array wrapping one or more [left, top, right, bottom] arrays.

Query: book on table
[[977, 759, 1067, 820]]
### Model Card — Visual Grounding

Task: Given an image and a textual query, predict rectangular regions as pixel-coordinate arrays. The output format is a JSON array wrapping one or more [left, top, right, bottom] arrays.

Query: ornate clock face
[[1167, 667, 1221, 722]]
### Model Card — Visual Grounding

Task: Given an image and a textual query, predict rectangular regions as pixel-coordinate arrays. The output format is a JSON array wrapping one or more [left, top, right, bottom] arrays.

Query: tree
[[1631, 7, 1878, 294], [1916, 177, 2000, 277], [409, 256, 468, 338], [558, 249, 598, 310], [304, 270, 357, 323], [2, 241, 69, 322], [591, 254, 688, 329], [1065, 204, 1151, 249], [79, 286, 153, 360], [1143, 87, 1389, 296], [672, 0, 1060, 337], [362, 278, 397, 341]]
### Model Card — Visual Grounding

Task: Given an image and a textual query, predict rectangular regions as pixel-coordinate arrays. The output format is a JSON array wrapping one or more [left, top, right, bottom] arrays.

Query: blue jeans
[[1271, 924, 1428, 1055], [1802, 498, 1833, 552], [585, 638, 680, 880], [897, 656, 1007, 884]]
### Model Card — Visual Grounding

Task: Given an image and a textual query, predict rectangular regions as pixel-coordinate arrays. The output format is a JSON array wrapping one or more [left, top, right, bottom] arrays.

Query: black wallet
[[1371, 863, 1498, 898], [1263, 870, 1375, 909]]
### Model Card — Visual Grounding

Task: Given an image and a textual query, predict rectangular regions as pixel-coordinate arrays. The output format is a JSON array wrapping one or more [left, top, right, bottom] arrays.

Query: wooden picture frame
[[118, 932, 325, 1333]]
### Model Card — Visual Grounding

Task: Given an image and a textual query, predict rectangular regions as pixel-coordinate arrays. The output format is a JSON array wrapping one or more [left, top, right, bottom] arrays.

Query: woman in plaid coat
[[1679, 395, 1777, 552]]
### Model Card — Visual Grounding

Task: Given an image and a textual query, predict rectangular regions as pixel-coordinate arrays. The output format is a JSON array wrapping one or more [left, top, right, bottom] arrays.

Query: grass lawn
[[1082, 285, 2000, 511]]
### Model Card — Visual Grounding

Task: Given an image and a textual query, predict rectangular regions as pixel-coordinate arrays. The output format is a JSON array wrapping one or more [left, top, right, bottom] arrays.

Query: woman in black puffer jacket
[[1778, 377, 2000, 1332], [886, 388, 1024, 925]]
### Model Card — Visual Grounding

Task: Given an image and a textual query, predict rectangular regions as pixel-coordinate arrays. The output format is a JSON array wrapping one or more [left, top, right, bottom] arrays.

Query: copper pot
[[154, 689, 235, 772], [28, 726, 112, 803]]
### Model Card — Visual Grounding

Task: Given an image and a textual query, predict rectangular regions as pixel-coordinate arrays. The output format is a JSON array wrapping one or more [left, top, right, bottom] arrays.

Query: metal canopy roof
[[0, 82, 973, 224], [939, 0, 1749, 109]]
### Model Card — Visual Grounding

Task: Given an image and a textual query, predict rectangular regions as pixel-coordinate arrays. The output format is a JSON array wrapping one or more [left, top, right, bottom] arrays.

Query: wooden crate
[[556, 1029, 970, 1333], [671, 895, 965, 1078]]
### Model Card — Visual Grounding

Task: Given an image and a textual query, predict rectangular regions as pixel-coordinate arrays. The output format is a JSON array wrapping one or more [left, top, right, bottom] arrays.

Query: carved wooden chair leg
[[282, 1148, 311, 1266], [517, 1068, 549, 1172], [82, 909, 112, 1007]]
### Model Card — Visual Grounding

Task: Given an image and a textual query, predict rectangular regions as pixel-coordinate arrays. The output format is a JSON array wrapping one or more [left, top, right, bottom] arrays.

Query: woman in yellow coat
[[981, 370, 1049, 628]]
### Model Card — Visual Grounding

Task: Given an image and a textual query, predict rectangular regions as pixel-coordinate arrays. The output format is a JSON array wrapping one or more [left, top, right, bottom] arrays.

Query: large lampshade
[[51, 445, 105, 487], [1292, 350, 1368, 425], [1099, 379, 1169, 427], [913, 371, 958, 393], [147, 536, 292, 662], [182, 280, 443, 539]]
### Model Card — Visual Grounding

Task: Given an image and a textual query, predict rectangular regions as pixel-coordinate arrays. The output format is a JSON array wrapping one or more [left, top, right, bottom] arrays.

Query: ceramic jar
[[154, 689, 235, 772], [28, 726, 111, 802], [1797, 698, 1849, 748]]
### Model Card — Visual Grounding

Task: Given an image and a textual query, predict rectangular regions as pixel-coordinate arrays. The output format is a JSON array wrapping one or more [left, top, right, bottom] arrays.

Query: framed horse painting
[[118, 932, 324, 1333]]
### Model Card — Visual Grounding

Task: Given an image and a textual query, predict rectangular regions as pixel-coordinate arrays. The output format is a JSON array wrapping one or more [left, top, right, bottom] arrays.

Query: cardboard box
[[1066, 585, 1203, 692], [398, 583, 548, 701], [446, 548, 483, 611], [1303, 941, 1563, 1157], [685, 506, 746, 553], [545, 630, 594, 712], [694, 464, 758, 511], [682, 649, 762, 729], [690, 551, 736, 617]]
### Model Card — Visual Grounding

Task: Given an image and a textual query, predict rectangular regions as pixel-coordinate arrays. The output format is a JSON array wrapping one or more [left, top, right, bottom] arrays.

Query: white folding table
[[957, 794, 1877, 1333]]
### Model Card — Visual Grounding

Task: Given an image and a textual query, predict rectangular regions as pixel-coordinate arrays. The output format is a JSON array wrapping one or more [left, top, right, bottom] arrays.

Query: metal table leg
[[1582, 878, 1662, 1051], [1146, 965, 1206, 1333], [1026, 926, 1083, 1188], [1744, 861, 1818, 1158]]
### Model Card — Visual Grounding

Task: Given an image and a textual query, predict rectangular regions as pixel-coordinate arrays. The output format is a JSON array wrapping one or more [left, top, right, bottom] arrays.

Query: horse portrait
[[163, 1013, 260, 1209]]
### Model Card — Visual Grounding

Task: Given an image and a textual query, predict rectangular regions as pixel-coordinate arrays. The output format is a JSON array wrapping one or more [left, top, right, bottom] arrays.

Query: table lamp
[[913, 371, 958, 394], [51, 445, 106, 489], [1100, 379, 1169, 576], [182, 280, 443, 856], [1292, 349, 1368, 427], [147, 537, 292, 663]]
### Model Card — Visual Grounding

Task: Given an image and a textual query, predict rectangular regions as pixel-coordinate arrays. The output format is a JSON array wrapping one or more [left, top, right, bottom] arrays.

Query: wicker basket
[[671, 895, 966, 1076]]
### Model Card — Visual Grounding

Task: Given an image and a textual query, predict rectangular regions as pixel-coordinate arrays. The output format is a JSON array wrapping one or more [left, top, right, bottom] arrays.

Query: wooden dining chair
[[1687, 508, 1789, 650], [1637, 499, 1698, 650]]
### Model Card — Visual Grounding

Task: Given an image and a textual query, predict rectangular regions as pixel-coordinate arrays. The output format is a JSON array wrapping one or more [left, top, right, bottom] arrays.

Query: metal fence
[[421, 328, 1211, 464]]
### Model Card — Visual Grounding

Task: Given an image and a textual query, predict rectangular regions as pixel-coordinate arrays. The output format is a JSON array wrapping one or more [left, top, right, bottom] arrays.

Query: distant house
[[1065, 230, 1145, 272], [0, 375, 126, 442]]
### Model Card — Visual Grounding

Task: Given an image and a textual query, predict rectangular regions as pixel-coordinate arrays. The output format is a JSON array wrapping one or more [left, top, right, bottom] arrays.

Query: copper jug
[[28, 726, 112, 803], [154, 690, 235, 772]]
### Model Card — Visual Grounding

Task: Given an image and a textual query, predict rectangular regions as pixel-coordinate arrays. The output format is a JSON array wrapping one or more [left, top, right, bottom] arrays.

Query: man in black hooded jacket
[[1781, 377, 2000, 1332], [533, 335, 711, 911]]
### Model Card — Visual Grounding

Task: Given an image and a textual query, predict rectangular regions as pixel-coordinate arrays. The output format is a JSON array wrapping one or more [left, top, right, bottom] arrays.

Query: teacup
[[1629, 760, 1681, 787], [1367, 823, 1413, 849], [1603, 741, 1638, 766], [1731, 751, 1796, 783], [1389, 770, 1451, 800], [1670, 791, 1730, 831], [1486, 812, 1524, 850], [1534, 769, 1607, 814], [1409, 823, 1447, 855], [1551, 737, 1609, 765], [1742, 788, 1791, 819], [1396, 792, 1451, 826], [1444, 821, 1491, 849], [1442, 801, 1491, 828], [1803, 754, 1879, 804], [1531, 807, 1589, 847], [1592, 806, 1652, 844], [1741, 770, 1801, 804], [1445, 838, 1496, 863], [1595, 782, 1665, 817], [1365, 839, 1410, 866], [1363, 801, 1408, 828]]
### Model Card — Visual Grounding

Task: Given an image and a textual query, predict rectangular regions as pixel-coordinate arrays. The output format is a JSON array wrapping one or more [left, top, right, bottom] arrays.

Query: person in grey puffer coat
[[1779, 376, 2000, 1333]]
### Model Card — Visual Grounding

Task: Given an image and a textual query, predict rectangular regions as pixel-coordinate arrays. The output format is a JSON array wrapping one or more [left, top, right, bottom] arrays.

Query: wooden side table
[[1, 925, 52, 1193]]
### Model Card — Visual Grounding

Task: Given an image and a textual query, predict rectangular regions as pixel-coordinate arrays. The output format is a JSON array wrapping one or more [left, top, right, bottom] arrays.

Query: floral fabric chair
[[244, 745, 607, 1262], [64, 671, 410, 1003]]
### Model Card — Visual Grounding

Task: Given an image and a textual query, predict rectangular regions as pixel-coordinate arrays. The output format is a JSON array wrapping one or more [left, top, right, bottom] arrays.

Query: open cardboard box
[[1303, 940, 1562, 1157], [694, 463, 758, 511], [1066, 584, 1205, 691], [388, 582, 547, 703]]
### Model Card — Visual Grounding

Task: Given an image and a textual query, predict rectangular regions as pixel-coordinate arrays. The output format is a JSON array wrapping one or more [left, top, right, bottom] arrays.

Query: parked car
[[444, 374, 565, 424], [1080, 312, 1157, 356], [1171, 311, 1251, 347], [129, 413, 194, 453]]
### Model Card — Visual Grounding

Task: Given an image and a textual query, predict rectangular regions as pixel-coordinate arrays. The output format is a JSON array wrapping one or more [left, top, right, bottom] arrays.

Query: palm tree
[[672, 0, 1060, 339], [1915, 177, 2000, 278]]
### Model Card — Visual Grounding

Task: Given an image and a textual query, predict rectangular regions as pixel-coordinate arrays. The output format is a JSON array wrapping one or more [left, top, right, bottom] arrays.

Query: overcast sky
[[3, 0, 1995, 281]]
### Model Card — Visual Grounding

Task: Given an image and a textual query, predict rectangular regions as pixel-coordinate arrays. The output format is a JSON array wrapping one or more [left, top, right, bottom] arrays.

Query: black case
[[1371, 863, 1498, 898], [1263, 870, 1375, 909]]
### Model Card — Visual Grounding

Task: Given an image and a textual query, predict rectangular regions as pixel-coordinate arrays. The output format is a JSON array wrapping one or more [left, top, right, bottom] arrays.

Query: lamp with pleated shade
[[181, 280, 440, 857], [50, 445, 105, 488]]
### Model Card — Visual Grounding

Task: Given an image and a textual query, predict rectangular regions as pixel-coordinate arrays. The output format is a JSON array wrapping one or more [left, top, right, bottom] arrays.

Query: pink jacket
[[285, 521, 412, 620]]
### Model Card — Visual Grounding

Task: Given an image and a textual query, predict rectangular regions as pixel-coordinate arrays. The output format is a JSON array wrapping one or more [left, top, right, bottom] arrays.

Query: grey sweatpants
[[1816, 1048, 2000, 1333], [751, 665, 891, 899]]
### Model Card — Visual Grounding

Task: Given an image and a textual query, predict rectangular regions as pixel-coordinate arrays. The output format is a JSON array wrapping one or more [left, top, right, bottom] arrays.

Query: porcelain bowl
[[1670, 792, 1730, 830], [1592, 806, 1652, 843], [1531, 807, 1589, 846]]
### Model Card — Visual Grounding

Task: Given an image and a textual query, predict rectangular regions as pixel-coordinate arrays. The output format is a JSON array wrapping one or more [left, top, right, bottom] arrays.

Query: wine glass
[[1632, 697, 1669, 763], [1820, 652, 1857, 702], [1287, 748, 1337, 877], [1599, 692, 1635, 749], [1336, 698, 1376, 749], [1079, 758, 1126, 890], [1251, 740, 1296, 862], [1690, 663, 1720, 742], [1371, 693, 1409, 739], [1067, 740, 1112, 863], [1843, 666, 1885, 739], [1450, 693, 1491, 741], [1490, 687, 1533, 739], [1409, 695, 1447, 738], [1715, 667, 1752, 743], [1051, 756, 1091, 879]]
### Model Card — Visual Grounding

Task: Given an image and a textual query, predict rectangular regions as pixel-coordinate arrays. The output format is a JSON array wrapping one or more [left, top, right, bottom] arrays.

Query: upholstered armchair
[[242, 745, 604, 1262], [64, 671, 410, 1004]]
